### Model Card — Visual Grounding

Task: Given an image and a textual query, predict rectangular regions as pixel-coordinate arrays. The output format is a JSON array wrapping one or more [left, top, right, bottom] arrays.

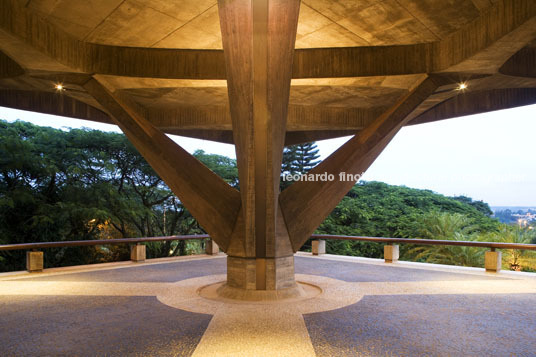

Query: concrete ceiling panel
[[296, 22, 369, 48], [28, 0, 124, 39], [290, 86, 406, 108], [85, 0, 182, 47], [397, 0, 481, 39], [153, 5, 222, 49], [141, 0, 216, 24], [337, 0, 439, 45], [302, 0, 382, 22]]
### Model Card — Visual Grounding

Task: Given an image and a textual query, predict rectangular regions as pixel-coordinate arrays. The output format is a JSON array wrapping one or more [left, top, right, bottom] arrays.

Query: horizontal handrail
[[1, 233, 534, 252], [311, 234, 536, 251], [0, 234, 210, 251]]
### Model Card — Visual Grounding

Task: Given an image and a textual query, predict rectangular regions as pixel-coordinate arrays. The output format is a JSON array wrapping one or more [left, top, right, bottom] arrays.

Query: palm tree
[[489, 225, 536, 271], [405, 211, 484, 267]]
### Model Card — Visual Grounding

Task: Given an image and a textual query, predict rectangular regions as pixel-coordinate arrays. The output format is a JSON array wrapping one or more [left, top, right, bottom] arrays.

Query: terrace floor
[[1, 253, 535, 356]]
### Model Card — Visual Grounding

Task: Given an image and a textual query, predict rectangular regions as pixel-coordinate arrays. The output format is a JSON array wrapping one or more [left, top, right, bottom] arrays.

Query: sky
[[1, 104, 535, 207]]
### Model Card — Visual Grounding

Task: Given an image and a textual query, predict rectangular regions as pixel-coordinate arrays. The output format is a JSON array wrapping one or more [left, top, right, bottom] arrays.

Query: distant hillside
[[316, 181, 501, 258], [491, 206, 536, 213], [491, 207, 536, 224], [318, 181, 499, 239]]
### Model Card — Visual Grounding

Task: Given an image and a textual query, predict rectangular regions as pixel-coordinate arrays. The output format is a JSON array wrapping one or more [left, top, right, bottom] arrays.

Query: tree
[[3, 120, 527, 272], [193, 150, 239, 188], [488, 225, 536, 271], [281, 142, 321, 190], [404, 211, 484, 267], [316, 181, 500, 259], [494, 209, 514, 223], [0, 121, 241, 271], [282, 142, 320, 176], [452, 196, 493, 216], [0, 121, 115, 270]]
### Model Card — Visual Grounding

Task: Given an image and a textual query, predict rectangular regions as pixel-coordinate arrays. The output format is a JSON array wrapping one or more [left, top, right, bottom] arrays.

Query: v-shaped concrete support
[[85, 5, 440, 294], [280, 75, 442, 250], [83, 78, 241, 250]]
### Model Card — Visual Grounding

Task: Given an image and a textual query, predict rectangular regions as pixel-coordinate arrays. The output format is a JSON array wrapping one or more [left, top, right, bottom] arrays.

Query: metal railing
[[310, 234, 536, 251], [1, 233, 535, 273], [0, 234, 210, 251], [1, 233, 535, 252]]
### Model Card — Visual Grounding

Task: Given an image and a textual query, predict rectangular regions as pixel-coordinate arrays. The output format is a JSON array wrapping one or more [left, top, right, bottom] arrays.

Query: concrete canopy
[[1, 0, 535, 139], [1, 0, 535, 293]]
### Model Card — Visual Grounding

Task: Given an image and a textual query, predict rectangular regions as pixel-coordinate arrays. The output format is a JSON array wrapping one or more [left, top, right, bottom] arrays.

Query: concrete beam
[[0, 50, 23, 78], [500, 45, 536, 78], [83, 78, 241, 251], [146, 105, 381, 132], [409, 88, 536, 126], [1, 0, 534, 79], [280, 76, 440, 251], [0, 89, 112, 124]]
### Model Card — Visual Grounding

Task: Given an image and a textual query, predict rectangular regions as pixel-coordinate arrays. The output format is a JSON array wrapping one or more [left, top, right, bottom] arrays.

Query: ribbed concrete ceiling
[[0, 0, 535, 145], [24, 0, 493, 48]]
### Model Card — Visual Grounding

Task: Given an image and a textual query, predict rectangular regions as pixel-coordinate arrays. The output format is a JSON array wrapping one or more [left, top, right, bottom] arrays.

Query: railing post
[[26, 250, 43, 272], [384, 244, 399, 263], [312, 240, 326, 255], [130, 243, 146, 262], [205, 239, 219, 255], [484, 249, 501, 272]]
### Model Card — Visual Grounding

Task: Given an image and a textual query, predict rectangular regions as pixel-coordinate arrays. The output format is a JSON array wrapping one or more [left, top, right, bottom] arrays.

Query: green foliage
[[282, 142, 320, 176], [281, 142, 320, 189], [193, 150, 239, 188], [316, 181, 500, 259], [0, 120, 237, 271], [486, 225, 536, 271], [452, 195, 493, 216], [404, 212, 484, 267], [494, 209, 515, 223], [2, 120, 530, 272]]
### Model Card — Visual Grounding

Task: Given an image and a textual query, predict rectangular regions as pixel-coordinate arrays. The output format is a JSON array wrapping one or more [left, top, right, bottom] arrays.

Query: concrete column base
[[26, 251, 43, 272], [130, 244, 146, 262], [384, 244, 399, 263], [226, 256, 296, 290], [205, 240, 219, 255], [485, 251, 501, 272], [312, 240, 326, 255]]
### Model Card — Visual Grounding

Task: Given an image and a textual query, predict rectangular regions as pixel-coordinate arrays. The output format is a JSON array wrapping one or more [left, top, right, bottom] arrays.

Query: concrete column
[[312, 240, 326, 255], [384, 245, 399, 263], [130, 244, 146, 262], [485, 250, 501, 272], [219, 0, 300, 291], [26, 251, 43, 272], [206, 239, 220, 255], [227, 256, 295, 290]]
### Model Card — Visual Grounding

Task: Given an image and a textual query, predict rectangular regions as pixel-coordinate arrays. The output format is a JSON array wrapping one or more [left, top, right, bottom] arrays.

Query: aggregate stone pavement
[[0, 254, 535, 356]]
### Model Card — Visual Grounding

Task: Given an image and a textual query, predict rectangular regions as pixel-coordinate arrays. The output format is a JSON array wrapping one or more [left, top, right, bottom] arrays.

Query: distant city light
[[54, 83, 65, 92], [457, 83, 467, 91]]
